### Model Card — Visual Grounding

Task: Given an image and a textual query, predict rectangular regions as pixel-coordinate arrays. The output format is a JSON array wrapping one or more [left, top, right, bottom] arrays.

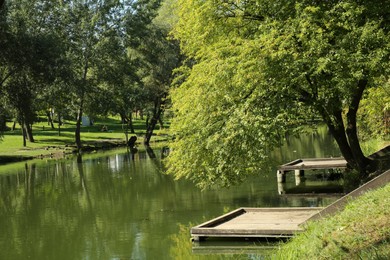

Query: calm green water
[[0, 128, 342, 259]]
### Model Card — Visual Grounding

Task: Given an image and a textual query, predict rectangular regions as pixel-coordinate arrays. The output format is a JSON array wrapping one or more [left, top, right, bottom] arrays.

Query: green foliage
[[168, 0, 390, 187], [0, 0, 175, 146], [167, 40, 295, 188], [358, 81, 390, 139], [0, 0, 68, 143]]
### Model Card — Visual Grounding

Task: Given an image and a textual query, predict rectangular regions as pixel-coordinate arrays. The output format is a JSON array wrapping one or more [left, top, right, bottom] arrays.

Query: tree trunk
[[316, 103, 356, 167], [346, 79, 374, 176], [46, 110, 55, 129], [120, 113, 127, 124], [58, 112, 61, 136], [144, 98, 163, 146], [0, 114, 6, 131], [23, 121, 34, 142], [328, 111, 355, 166], [75, 104, 83, 150], [75, 58, 88, 150], [128, 112, 135, 134], [75, 94, 84, 149], [21, 122, 26, 147], [319, 80, 375, 178]]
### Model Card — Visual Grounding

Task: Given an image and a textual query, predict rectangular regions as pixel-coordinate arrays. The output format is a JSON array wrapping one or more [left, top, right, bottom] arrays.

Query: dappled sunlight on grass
[[0, 117, 171, 159]]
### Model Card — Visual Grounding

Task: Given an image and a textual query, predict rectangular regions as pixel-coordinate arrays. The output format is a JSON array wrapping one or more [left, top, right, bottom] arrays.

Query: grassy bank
[[0, 117, 170, 162], [274, 181, 390, 259], [361, 137, 390, 156]]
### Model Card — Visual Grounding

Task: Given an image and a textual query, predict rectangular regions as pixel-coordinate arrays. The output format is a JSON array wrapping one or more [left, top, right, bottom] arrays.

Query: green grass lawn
[[0, 116, 170, 160]]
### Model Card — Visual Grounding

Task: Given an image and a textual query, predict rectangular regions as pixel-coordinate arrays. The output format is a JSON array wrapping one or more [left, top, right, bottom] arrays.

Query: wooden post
[[278, 183, 285, 195], [277, 170, 286, 183], [295, 169, 304, 177]]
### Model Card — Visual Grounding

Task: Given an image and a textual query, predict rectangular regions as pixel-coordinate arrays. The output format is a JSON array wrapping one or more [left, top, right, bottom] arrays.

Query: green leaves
[[168, 0, 390, 187]]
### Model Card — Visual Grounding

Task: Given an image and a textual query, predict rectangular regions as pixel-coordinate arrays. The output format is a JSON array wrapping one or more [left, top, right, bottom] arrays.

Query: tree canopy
[[0, 0, 178, 147], [167, 0, 390, 188]]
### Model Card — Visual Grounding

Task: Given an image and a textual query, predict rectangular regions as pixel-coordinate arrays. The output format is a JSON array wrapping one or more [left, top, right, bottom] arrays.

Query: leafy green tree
[[127, 0, 181, 145], [0, 0, 66, 145], [138, 24, 181, 145], [91, 18, 142, 135], [63, 1, 102, 149], [358, 82, 390, 139], [168, 0, 390, 188]]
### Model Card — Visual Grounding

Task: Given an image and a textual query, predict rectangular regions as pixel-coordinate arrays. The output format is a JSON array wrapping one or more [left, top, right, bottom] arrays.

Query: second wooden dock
[[191, 207, 322, 241], [277, 157, 347, 183]]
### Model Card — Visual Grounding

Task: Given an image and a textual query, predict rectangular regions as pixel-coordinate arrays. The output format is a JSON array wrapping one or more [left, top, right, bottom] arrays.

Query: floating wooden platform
[[277, 157, 347, 183], [191, 207, 322, 241], [191, 169, 390, 242]]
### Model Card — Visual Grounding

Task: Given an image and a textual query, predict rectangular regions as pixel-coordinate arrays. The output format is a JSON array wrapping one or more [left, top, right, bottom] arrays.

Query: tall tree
[[168, 0, 390, 188], [127, 0, 181, 145], [0, 0, 66, 145], [138, 24, 181, 145], [62, 0, 126, 150]]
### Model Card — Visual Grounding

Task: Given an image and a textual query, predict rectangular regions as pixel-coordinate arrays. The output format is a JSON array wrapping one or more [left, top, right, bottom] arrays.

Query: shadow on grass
[[35, 138, 75, 145], [0, 155, 33, 164]]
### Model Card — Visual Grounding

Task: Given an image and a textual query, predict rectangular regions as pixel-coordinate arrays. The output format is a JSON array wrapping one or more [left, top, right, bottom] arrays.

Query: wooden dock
[[277, 157, 347, 183], [191, 207, 322, 241], [191, 169, 390, 242]]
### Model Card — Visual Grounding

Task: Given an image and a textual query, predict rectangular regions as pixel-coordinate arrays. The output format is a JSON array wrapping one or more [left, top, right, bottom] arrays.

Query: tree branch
[[0, 68, 18, 88]]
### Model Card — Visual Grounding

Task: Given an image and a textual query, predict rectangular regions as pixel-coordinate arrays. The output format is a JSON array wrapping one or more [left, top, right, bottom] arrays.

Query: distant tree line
[[0, 0, 180, 148]]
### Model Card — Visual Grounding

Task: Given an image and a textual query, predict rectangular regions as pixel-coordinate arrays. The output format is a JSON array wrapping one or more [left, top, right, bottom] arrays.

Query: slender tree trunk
[[144, 98, 163, 146], [46, 110, 55, 129], [0, 114, 6, 131], [58, 112, 61, 136], [23, 121, 34, 142], [129, 112, 135, 134], [75, 102, 83, 150], [120, 112, 127, 124], [21, 122, 26, 147], [75, 92, 85, 149], [76, 57, 88, 150], [12, 121, 16, 131]]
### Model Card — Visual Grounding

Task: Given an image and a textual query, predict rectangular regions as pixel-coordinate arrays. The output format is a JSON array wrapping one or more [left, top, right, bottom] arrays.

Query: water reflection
[[0, 128, 342, 259]]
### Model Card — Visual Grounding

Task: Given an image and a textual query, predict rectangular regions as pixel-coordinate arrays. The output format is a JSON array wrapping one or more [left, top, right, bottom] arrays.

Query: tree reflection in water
[[0, 132, 341, 260]]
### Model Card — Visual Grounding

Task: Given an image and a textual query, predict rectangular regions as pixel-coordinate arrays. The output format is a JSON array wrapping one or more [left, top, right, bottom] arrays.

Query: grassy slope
[[0, 117, 170, 160], [274, 182, 390, 259]]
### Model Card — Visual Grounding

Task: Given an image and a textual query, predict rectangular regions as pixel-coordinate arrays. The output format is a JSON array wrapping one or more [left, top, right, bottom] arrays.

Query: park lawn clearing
[[0, 117, 170, 161]]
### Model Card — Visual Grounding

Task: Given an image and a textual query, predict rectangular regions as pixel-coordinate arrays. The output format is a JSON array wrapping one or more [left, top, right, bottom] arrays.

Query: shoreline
[[0, 138, 169, 165]]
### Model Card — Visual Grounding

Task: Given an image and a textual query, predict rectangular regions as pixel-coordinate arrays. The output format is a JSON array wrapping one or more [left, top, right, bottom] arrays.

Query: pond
[[0, 127, 342, 259]]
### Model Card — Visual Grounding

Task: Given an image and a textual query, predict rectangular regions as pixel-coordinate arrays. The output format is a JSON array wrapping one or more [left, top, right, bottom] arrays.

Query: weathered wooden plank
[[191, 207, 322, 239], [279, 158, 347, 171]]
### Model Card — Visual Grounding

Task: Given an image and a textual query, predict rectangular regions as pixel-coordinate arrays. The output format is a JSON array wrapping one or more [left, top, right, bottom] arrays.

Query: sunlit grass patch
[[274, 183, 390, 259], [0, 116, 170, 160]]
